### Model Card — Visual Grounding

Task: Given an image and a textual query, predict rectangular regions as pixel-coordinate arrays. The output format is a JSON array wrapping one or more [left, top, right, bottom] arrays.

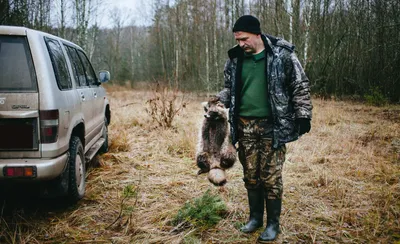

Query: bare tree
[[82, 0, 400, 102], [72, 0, 95, 49], [55, 0, 68, 38]]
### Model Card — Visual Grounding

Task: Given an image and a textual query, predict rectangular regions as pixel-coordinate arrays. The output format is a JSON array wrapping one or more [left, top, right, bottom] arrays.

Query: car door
[[76, 50, 104, 137], [64, 46, 97, 146]]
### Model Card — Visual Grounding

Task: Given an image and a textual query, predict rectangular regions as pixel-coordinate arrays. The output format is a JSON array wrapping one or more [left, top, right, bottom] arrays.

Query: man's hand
[[297, 118, 311, 135]]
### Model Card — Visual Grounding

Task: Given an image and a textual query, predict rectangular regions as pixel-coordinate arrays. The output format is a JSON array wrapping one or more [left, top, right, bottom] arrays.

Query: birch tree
[[73, 0, 94, 49]]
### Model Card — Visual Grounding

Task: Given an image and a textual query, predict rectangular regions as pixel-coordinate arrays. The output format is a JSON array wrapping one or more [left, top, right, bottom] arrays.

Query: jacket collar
[[228, 34, 275, 60]]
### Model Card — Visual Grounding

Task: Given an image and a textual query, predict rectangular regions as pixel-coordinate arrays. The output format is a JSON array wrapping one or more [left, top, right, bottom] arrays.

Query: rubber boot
[[258, 199, 282, 243], [240, 188, 264, 233]]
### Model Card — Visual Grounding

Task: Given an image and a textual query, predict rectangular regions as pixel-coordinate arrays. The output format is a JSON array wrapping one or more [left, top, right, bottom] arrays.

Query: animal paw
[[220, 148, 236, 169], [196, 152, 210, 172], [197, 168, 208, 175], [221, 157, 235, 169]]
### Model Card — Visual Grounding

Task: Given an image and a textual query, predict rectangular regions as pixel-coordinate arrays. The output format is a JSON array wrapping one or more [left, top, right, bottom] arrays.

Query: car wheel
[[68, 136, 85, 202], [99, 118, 109, 153]]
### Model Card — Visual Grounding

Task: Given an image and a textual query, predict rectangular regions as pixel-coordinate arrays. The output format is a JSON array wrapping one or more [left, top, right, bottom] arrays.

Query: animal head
[[202, 97, 227, 121]]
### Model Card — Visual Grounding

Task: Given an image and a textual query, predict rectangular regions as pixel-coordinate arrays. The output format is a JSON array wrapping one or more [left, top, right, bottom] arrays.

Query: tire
[[99, 117, 109, 154], [68, 136, 86, 203]]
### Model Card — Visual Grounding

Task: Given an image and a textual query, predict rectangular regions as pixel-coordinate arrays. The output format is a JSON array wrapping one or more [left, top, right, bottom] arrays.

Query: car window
[[77, 50, 98, 86], [65, 45, 88, 87], [0, 36, 37, 92], [45, 37, 72, 90]]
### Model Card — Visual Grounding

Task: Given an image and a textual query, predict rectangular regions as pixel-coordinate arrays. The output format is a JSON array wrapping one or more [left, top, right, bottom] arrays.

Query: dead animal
[[196, 97, 237, 186]]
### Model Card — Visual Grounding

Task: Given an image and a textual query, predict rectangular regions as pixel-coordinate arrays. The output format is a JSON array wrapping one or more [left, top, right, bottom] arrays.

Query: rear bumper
[[0, 153, 68, 180]]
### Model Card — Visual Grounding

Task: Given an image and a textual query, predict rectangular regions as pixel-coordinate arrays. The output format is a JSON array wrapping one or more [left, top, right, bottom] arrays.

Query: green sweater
[[239, 50, 271, 117]]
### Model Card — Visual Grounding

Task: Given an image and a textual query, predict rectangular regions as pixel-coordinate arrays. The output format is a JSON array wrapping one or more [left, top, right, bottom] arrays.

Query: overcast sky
[[97, 0, 153, 27]]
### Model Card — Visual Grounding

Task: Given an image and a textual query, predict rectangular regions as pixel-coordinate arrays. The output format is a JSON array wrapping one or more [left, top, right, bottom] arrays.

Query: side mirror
[[99, 70, 110, 83]]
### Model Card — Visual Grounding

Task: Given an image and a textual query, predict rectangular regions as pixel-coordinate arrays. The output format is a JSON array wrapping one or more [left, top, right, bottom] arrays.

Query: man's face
[[234, 31, 260, 54]]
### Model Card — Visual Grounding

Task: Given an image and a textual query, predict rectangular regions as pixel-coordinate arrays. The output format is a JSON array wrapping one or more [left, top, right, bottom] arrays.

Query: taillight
[[4, 166, 36, 178], [40, 110, 59, 143]]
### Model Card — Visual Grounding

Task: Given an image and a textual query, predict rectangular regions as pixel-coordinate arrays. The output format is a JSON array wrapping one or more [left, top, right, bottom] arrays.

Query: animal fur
[[196, 97, 237, 186]]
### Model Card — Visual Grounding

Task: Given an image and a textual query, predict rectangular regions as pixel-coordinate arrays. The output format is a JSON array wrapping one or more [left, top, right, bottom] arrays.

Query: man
[[217, 15, 312, 242]]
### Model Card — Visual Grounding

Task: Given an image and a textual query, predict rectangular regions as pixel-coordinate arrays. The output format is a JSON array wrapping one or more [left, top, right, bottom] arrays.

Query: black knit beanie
[[232, 15, 261, 34]]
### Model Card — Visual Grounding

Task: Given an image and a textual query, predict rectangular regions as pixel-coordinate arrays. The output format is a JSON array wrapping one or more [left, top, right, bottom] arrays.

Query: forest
[[1, 0, 399, 103]]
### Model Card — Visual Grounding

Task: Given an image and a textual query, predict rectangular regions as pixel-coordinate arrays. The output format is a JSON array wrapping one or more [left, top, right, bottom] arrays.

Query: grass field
[[1, 86, 399, 243]]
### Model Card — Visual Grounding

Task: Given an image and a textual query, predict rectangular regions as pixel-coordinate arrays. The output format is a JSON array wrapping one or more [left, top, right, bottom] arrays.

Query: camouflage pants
[[237, 117, 286, 199]]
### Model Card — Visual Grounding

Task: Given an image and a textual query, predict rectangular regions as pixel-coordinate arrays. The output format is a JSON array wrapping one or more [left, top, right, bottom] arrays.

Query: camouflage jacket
[[217, 34, 313, 149]]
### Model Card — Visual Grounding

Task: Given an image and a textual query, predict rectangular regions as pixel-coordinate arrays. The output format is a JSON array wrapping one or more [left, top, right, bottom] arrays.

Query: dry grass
[[0, 86, 399, 243]]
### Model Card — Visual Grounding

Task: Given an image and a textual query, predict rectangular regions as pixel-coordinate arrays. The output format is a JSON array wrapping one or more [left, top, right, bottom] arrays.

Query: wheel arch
[[71, 122, 85, 149], [105, 104, 111, 124]]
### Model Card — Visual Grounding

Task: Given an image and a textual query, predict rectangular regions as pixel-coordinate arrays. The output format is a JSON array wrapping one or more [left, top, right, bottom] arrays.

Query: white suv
[[0, 26, 111, 202]]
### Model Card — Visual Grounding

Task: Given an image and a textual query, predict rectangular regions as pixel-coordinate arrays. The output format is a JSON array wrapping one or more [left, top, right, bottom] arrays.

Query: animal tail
[[208, 168, 227, 186]]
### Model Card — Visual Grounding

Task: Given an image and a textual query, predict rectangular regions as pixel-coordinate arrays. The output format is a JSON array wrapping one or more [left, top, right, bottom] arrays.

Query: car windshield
[[0, 36, 37, 92]]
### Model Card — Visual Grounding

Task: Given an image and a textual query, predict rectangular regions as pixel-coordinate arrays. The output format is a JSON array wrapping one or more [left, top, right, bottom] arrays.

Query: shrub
[[145, 83, 187, 128], [172, 190, 227, 230], [365, 87, 388, 106]]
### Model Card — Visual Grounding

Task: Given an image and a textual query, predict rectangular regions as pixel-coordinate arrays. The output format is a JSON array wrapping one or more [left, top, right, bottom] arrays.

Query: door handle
[[93, 92, 97, 97], [80, 92, 85, 101]]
